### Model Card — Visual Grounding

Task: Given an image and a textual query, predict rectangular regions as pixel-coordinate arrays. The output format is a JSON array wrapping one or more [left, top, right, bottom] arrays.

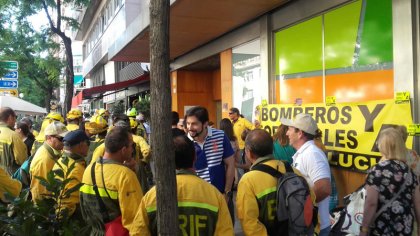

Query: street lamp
[[19, 93, 24, 98]]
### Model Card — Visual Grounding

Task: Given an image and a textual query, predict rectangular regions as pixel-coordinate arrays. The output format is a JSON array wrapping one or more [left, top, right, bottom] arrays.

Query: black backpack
[[253, 161, 317, 236]]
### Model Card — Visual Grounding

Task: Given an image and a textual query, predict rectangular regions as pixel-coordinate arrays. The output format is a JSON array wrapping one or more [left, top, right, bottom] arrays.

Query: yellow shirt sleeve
[[215, 192, 234, 235], [236, 179, 268, 235], [244, 118, 255, 130], [137, 137, 150, 162], [12, 132, 27, 165], [130, 194, 152, 236], [91, 143, 105, 164], [119, 170, 144, 232], [0, 167, 22, 200]]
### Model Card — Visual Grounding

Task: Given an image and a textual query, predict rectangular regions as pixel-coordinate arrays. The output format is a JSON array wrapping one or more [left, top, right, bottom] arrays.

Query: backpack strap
[[281, 160, 294, 173], [91, 162, 110, 223], [252, 163, 283, 179]]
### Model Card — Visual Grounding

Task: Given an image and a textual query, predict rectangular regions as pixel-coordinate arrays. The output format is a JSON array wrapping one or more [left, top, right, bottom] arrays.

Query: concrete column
[[392, 0, 420, 151]]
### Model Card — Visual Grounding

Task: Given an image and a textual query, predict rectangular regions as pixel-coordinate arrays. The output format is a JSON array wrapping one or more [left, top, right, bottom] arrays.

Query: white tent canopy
[[0, 96, 47, 115]]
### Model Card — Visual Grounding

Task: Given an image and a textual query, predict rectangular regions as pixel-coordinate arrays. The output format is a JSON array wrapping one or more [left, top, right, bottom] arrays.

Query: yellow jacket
[[0, 123, 27, 175], [133, 134, 150, 162], [0, 167, 21, 202], [30, 143, 62, 202], [232, 117, 254, 149], [236, 157, 314, 235], [32, 130, 39, 138], [52, 152, 86, 216], [90, 143, 105, 164], [80, 159, 143, 235], [66, 123, 80, 131], [129, 170, 233, 236], [86, 136, 105, 165], [91, 136, 150, 164]]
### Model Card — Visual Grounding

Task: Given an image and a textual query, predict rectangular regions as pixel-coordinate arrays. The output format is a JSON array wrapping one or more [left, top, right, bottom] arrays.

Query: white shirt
[[292, 140, 331, 230]]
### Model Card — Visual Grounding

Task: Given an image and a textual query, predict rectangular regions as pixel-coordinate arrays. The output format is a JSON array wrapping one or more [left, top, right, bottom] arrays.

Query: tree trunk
[[62, 35, 74, 116], [41, 0, 75, 116], [149, 0, 178, 235], [45, 88, 52, 113]]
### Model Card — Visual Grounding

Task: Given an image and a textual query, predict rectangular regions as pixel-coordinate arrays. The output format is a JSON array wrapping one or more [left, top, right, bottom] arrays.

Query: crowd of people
[[0, 105, 419, 235]]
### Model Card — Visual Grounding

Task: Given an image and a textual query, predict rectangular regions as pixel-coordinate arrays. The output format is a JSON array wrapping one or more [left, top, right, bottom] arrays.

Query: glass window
[[274, 0, 393, 104], [232, 39, 261, 122]]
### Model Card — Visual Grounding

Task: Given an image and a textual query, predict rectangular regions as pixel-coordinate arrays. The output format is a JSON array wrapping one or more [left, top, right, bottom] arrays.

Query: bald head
[[245, 129, 273, 157]]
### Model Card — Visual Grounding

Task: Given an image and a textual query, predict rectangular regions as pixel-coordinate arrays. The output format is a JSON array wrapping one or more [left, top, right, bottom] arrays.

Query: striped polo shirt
[[188, 127, 234, 193]]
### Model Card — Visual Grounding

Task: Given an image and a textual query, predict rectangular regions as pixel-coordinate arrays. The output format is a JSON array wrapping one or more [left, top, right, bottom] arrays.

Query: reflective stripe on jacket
[[130, 170, 233, 236], [80, 159, 143, 236]]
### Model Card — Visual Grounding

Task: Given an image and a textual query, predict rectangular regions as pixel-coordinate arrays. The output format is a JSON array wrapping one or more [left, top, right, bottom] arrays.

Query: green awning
[[74, 75, 83, 85]]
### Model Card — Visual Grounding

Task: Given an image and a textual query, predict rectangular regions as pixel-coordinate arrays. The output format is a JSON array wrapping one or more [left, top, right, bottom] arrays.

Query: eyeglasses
[[54, 136, 64, 142], [228, 112, 234, 115]]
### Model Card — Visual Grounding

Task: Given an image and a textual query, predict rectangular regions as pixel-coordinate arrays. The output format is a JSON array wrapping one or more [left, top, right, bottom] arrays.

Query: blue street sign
[[0, 80, 18, 88], [2, 71, 18, 80]]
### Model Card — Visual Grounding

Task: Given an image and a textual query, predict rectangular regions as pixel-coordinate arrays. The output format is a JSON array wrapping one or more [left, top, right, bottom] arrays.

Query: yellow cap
[[97, 108, 110, 117], [129, 117, 138, 128], [67, 109, 83, 120], [85, 115, 108, 135], [46, 112, 64, 123]]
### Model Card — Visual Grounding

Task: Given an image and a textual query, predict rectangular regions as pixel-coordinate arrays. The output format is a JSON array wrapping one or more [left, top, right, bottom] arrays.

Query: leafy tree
[[0, 158, 88, 235], [110, 101, 126, 115], [13, 0, 90, 115], [135, 95, 151, 120], [0, 4, 62, 110]]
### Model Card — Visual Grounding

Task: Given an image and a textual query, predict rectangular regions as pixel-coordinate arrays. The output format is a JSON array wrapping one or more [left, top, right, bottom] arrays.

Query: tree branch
[[57, 0, 61, 31], [31, 74, 49, 91], [41, 0, 56, 31]]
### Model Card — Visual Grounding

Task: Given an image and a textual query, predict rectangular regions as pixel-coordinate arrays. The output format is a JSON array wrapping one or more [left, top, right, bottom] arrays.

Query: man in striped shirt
[[185, 106, 235, 200]]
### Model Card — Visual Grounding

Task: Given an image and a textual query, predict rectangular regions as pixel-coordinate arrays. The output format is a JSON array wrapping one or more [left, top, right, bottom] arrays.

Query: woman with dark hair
[[272, 124, 295, 164], [15, 121, 34, 157], [220, 118, 240, 181], [220, 118, 251, 186]]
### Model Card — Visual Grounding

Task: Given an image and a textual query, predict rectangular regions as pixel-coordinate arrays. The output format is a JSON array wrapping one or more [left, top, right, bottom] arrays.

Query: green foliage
[[0, 1, 62, 108], [0, 0, 90, 110], [111, 101, 126, 115], [135, 95, 151, 120], [0, 158, 88, 235]]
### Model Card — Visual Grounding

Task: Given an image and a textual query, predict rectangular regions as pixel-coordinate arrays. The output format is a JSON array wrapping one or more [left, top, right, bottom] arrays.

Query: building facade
[[77, 0, 420, 199], [75, 0, 149, 114]]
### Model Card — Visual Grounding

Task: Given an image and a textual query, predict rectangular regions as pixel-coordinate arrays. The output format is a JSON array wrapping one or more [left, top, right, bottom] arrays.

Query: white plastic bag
[[331, 186, 365, 235]]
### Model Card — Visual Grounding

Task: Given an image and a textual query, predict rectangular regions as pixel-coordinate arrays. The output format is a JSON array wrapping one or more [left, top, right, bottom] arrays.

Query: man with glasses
[[228, 108, 255, 151], [30, 121, 69, 202], [0, 107, 27, 176], [228, 107, 256, 184], [53, 130, 90, 218]]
